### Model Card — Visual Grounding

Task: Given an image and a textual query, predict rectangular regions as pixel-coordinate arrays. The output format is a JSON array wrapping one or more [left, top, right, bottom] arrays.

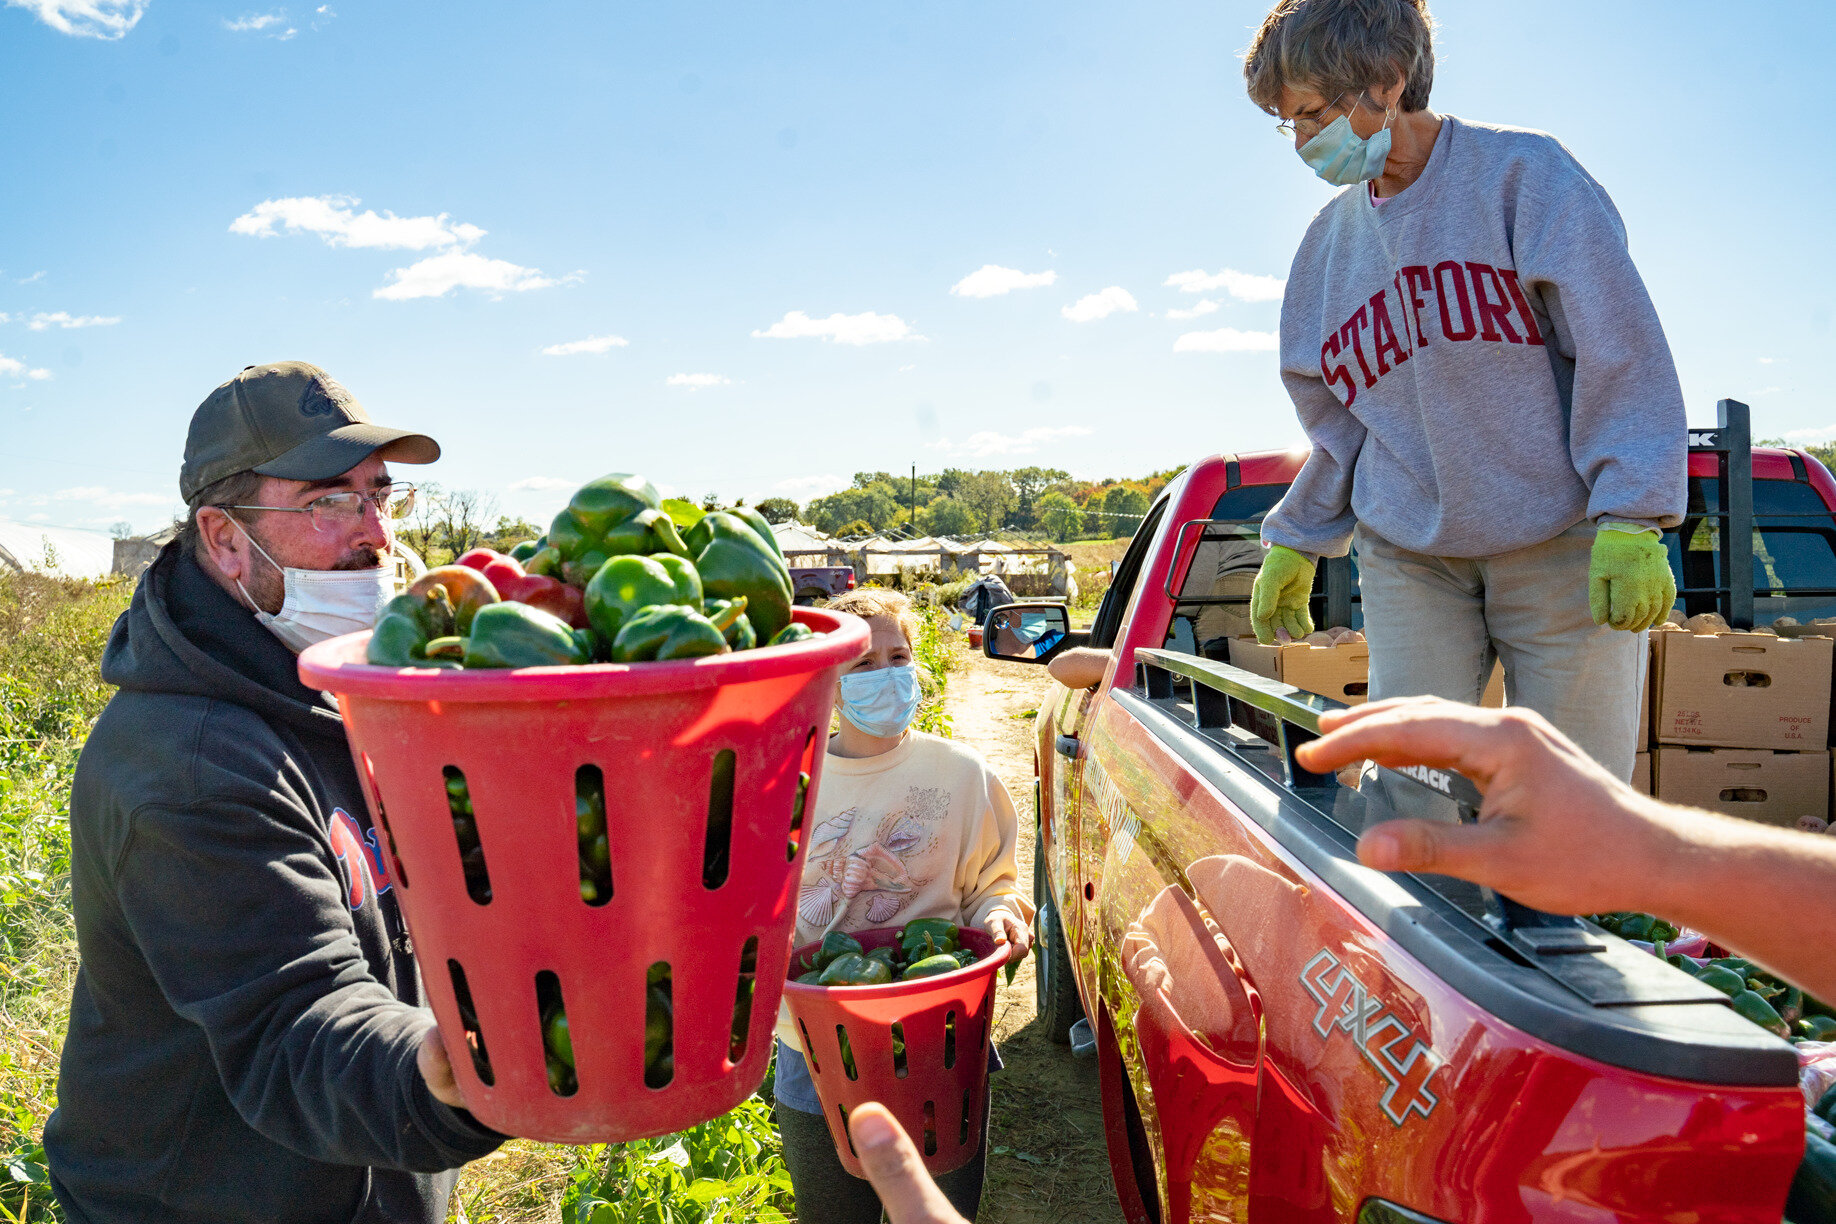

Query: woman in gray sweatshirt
[[1241, 0, 1685, 780]]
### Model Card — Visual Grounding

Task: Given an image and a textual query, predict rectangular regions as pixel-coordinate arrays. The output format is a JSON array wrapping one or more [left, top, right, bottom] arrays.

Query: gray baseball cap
[[180, 361, 440, 504]]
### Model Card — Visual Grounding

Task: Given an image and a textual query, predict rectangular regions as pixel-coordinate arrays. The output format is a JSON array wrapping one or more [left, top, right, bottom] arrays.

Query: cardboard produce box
[[1651, 630, 1832, 751], [1228, 638, 1505, 710], [1229, 637, 1369, 705], [1654, 746, 1829, 828], [1633, 752, 1651, 795]]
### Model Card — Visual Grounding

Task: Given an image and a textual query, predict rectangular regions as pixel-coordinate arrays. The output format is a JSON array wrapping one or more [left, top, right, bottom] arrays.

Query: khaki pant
[[1355, 521, 1645, 782]]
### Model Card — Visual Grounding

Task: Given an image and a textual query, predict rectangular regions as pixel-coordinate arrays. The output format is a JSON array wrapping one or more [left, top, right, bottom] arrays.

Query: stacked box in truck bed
[[1649, 629, 1834, 827]]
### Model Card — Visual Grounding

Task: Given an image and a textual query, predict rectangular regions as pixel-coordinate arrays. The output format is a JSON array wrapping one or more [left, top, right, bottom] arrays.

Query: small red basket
[[298, 608, 868, 1143], [781, 926, 1003, 1177]]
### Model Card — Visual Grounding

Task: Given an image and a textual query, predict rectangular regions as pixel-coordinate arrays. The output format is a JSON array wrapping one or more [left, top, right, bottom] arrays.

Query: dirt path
[[942, 641, 1124, 1224]]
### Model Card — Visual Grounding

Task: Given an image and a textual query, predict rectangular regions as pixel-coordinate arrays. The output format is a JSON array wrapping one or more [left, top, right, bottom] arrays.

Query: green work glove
[[1589, 525, 1675, 631], [1250, 545, 1317, 645]]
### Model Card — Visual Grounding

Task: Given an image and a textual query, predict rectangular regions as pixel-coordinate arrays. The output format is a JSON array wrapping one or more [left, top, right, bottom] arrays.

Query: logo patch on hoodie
[[330, 808, 393, 910]]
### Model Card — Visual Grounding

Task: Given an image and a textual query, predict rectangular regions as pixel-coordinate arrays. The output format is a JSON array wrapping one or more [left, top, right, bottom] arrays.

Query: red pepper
[[455, 548, 588, 628], [457, 548, 528, 596]]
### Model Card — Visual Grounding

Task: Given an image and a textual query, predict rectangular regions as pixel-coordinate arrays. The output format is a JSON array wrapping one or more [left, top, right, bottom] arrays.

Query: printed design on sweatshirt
[[330, 807, 393, 911], [1321, 261, 1545, 408], [798, 785, 948, 928]]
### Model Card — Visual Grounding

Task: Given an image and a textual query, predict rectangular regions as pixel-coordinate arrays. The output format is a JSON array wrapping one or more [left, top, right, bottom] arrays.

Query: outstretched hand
[[853, 1103, 970, 1224], [1293, 697, 1666, 915]]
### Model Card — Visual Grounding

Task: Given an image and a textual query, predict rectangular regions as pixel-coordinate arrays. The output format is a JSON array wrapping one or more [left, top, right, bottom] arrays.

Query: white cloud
[[1759, 357, 1776, 365], [231, 195, 487, 251], [1164, 267, 1286, 303], [752, 310, 921, 346], [0, 314, 8, 324], [224, 11, 284, 30], [4, 0, 146, 39], [774, 474, 848, 497], [0, 354, 52, 381], [51, 485, 171, 509], [27, 311, 119, 330], [1061, 287, 1138, 323], [950, 265, 1057, 298], [374, 252, 570, 301], [1173, 327, 1279, 354], [15, 271, 45, 285], [508, 476, 577, 492], [1165, 299, 1220, 321], [541, 334, 628, 356], [928, 425, 1094, 459], [667, 373, 730, 389]]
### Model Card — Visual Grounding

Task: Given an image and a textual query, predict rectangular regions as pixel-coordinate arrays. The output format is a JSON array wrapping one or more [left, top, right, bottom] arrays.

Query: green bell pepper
[[611, 604, 730, 662], [509, 539, 542, 563], [705, 598, 757, 649], [1796, 1015, 1836, 1042], [547, 474, 692, 587], [462, 602, 595, 668], [731, 505, 787, 564], [1695, 965, 1747, 997], [687, 511, 794, 642], [652, 553, 704, 606], [544, 1008, 575, 1070], [901, 953, 961, 981], [585, 554, 685, 642], [366, 589, 460, 667], [819, 953, 895, 987], [810, 931, 864, 972], [767, 623, 814, 647], [1730, 988, 1790, 1037], [900, 918, 957, 944]]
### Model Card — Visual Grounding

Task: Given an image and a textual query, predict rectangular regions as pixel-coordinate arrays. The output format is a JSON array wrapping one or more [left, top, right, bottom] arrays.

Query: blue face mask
[[837, 663, 921, 738], [1298, 110, 1393, 187]]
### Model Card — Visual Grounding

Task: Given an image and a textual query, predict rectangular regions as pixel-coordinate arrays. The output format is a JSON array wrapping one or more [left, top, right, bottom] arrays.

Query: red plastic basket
[[297, 608, 868, 1143], [781, 926, 1002, 1177]]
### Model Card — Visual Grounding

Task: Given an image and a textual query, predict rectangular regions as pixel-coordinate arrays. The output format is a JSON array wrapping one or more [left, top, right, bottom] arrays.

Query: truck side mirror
[[983, 602, 1072, 663]]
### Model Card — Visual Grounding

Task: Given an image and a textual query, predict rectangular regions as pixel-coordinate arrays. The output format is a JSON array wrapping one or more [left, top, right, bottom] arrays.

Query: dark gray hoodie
[[47, 545, 501, 1222]]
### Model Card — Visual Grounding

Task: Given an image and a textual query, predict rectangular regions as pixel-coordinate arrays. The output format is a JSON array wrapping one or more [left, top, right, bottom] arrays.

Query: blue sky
[[2, 0, 1831, 536]]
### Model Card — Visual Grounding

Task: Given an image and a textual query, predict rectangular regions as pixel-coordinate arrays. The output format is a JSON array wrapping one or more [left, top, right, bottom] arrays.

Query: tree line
[[756, 466, 1183, 543]]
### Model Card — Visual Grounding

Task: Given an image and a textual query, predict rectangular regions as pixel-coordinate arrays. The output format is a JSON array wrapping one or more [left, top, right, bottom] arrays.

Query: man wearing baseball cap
[[47, 363, 502, 1222]]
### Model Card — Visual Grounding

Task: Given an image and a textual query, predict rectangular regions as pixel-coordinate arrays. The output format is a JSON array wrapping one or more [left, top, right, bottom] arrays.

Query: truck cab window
[[1091, 499, 1167, 649], [1671, 476, 1836, 622], [1165, 525, 1263, 658]]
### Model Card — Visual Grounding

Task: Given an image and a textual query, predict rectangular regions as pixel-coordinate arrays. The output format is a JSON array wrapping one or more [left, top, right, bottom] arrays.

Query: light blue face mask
[[1298, 109, 1394, 187], [837, 663, 921, 738]]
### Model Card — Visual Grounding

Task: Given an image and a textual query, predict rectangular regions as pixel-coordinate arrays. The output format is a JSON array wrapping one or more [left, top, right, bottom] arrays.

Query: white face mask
[[228, 516, 398, 653], [837, 663, 921, 738]]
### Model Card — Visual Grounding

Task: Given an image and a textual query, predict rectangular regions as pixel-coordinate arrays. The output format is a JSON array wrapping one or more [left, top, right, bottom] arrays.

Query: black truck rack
[[1122, 645, 1797, 1086]]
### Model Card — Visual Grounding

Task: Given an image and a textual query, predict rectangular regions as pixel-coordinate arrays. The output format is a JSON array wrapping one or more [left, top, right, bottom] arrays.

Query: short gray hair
[[1244, 0, 1436, 116], [175, 468, 266, 562]]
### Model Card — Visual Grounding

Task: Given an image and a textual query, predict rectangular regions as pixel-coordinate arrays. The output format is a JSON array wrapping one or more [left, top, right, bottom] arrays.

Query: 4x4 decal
[[1300, 949, 1444, 1126]]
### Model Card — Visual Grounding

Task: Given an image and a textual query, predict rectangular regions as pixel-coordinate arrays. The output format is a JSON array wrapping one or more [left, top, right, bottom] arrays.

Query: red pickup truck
[[987, 409, 1836, 1223]]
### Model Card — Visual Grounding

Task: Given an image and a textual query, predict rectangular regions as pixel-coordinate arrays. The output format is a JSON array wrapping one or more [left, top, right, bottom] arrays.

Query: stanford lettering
[[1317, 259, 1543, 405]]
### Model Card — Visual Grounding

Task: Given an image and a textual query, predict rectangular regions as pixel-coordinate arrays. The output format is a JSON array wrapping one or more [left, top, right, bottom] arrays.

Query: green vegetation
[[558, 1094, 794, 1224], [797, 466, 1181, 538], [0, 571, 135, 1220]]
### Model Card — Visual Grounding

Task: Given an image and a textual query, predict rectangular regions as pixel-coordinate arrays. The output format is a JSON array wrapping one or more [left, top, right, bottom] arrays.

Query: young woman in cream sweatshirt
[[772, 588, 1033, 1224]]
